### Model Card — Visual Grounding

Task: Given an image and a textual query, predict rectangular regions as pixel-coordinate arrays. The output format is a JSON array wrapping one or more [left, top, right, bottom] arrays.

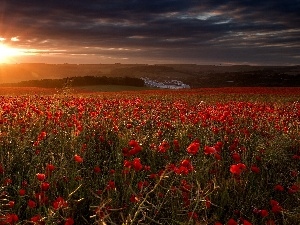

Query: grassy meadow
[[0, 87, 299, 224]]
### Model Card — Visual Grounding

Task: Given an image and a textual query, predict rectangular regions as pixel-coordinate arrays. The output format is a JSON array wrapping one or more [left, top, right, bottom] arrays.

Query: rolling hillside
[[0, 63, 299, 88]]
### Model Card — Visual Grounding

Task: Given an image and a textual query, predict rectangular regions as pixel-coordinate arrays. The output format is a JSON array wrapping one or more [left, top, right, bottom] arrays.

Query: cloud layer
[[0, 0, 299, 64]]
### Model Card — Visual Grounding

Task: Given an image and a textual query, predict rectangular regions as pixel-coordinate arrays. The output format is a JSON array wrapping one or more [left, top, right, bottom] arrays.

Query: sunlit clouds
[[0, 1, 299, 65]]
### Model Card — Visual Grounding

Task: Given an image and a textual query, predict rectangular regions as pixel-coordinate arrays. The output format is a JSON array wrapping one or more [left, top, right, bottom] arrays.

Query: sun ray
[[0, 43, 24, 63]]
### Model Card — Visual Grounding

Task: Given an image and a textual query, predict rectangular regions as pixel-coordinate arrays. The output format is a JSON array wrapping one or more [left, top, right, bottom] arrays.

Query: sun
[[0, 44, 23, 63]]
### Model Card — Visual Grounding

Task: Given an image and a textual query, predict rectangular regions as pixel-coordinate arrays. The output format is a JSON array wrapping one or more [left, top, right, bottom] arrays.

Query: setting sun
[[0, 44, 23, 63]]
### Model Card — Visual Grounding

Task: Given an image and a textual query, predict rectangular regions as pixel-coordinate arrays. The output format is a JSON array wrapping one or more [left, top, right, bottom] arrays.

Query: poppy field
[[0, 87, 299, 224]]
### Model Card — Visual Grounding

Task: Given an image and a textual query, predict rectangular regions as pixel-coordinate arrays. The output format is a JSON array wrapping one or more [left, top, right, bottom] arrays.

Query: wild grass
[[0, 87, 299, 224]]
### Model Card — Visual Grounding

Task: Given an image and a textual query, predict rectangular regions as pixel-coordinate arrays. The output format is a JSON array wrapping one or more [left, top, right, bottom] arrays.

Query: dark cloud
[[0, 0, 299, 65]]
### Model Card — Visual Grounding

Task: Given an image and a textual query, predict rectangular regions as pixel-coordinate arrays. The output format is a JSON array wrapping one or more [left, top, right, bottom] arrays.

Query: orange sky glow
[[0, 1, 299, 65], [0, 43, 25, 63]]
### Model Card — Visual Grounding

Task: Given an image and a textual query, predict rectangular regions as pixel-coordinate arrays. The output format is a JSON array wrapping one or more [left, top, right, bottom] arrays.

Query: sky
[[0, 0, 299, 65]]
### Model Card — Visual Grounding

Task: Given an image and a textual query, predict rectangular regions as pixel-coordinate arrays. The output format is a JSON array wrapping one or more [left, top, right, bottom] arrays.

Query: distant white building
[[141, 77, 190, 89]]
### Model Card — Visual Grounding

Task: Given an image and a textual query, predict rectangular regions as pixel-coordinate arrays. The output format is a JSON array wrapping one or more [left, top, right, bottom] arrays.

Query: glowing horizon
[[0, 1, 299, 65], [0, 43, 26, 63]]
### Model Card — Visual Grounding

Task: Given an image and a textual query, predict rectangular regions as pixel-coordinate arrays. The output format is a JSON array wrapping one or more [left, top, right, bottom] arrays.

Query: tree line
[[1, 76, 145, 88]]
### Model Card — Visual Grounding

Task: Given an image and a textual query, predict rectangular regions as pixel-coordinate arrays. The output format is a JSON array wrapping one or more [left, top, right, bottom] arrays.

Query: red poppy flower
[[174, 166, 189, 175], [270, 199, 279, 206], [144, 165, 151, 171], [204, 146, 216, 155], [128, 140, 142, 155], [292, 154, 300, 160], [149, 173, 158, 179], [173, 139, 180, 150], [65, 217, 74, 225], [214, 153, 222, 160], [254, 155, 261, 161], [274, 184, 284, 192], [22, 180, 28, 187], [41, 182, 50, 191], [158, 141, 170, 153], [181, 159, 192, 168], [19, 189, 26, 196], [215, 141, 223, 151], [123, 160, 131, 168], [35, 192, 48, 205], [30, 214, 43, 224], [4, 178, 12, 185], [8, 201, 14, 208], [53, 197, 68, 210], [4, 213, 18, 224], [137, 181, 149, 190], [237, 163, 246, 170], [290, 170, 298, 177], [107, 180, 116, 190], [132, 158, 143, 171], [269, 199, 283, 213], [130, 194, 139, 203], [230, 163, 247, 175], [242, 219, 252, 225], [187, 141, 200, 155], [227, 218, 237, 225], [28, 199, 37, 208], [122, 147, 130, 156], [36, 173, 46, 181], [205, 197, 211, 208], [288, 184, 299, 194], [165, 163, 175, 171], [46, 164, 55, 173], [182, 191, 191, 207], [37, 131, 47, 141], [232, 153, 241, 162], [74, 154, 83, 163], [181, 179, 192, 192], [214, 222, 223, 225], [81, 143, 87, 152], [259, 209, 269, 217], [93, 166, 101, 174], [129, 140, 140, 147], [230, 165, 241, 175], [272, 204, 283, 213], [250, 165, 260, 174]]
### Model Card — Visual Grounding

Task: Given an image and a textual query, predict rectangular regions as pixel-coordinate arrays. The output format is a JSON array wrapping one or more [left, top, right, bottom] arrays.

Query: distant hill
[[0, 63, 299, 87], [0, 76, 144, 88]]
